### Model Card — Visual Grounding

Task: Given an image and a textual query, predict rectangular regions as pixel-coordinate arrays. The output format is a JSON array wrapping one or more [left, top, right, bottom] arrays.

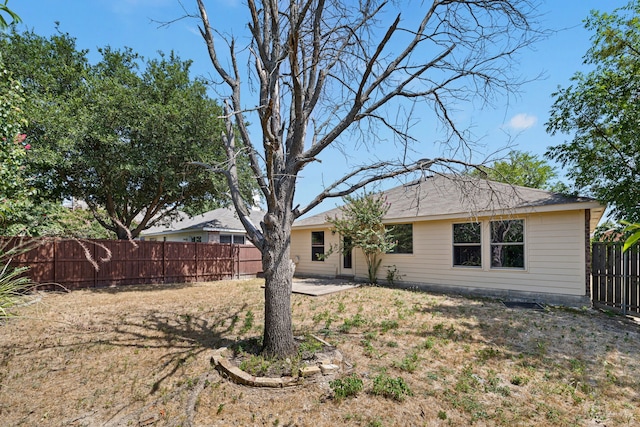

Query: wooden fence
[[3, 238, 263, 290], [591, 242, 640, 317]]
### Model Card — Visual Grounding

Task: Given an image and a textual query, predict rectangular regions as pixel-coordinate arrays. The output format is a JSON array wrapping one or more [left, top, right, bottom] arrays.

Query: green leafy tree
[[327, 193, 396, 284], [0, 50, 33, 230], [546, 1, 640, 221], [1, 30, 253, 239], [470, 150, 565, 191], [0, 0, 20, 29]]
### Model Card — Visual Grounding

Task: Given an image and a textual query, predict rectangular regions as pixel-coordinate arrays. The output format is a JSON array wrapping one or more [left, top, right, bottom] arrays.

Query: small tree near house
[[326, 192, 396, 285]]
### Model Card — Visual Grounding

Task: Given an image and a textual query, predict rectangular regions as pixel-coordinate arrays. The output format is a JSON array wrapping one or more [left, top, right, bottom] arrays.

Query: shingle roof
[[294, 175, 604, 228], [142, 207, 266, 235]]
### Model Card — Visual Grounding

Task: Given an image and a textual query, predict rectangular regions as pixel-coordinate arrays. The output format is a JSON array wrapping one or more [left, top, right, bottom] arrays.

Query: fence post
[[195, 242, 199, 283], [623, 250, 628, 316], [53, 239, 57, 285]]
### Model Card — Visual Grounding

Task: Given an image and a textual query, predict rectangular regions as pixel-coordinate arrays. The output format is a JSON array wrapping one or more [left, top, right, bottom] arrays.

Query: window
[[453, 222, 482, 267], [490, 220, 524, 268], [220, 234, 246, 244], [386, 224, 413, 254], [311, 231, 325, 261]]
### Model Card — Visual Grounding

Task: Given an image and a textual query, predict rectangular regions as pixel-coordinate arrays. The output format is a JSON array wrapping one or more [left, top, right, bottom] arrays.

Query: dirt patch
[[1, 279, 640, 426]]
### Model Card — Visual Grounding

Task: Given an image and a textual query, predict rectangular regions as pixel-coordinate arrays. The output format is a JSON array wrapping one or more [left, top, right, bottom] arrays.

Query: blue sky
[[9, 0, 630, 213]]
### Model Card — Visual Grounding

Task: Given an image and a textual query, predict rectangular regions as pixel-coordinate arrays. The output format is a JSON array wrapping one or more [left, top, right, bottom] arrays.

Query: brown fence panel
[[2, 238, 55, 287], [163, 242, 198, 283], [237, 244, 263, 277], [94, 240, 166, 287], [2, 237, 262, 290], [197, 243, 235, 281], [592, 242, 640, 317]]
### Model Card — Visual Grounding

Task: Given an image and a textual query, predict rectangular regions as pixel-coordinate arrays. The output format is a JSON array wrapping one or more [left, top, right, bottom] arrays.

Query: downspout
[[585, 209, 592, 300]]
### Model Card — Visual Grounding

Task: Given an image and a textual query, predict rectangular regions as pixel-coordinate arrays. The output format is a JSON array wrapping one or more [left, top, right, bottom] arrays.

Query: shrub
[[0, 262, 32, 318], [0, 240, 37, 319], [371, 373, 413, 401], [330, 374, 364, 401]]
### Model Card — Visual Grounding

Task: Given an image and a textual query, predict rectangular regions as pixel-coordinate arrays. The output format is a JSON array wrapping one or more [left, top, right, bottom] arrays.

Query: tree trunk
[[115, 223, 136, 240], [260, 212, 297, 358]]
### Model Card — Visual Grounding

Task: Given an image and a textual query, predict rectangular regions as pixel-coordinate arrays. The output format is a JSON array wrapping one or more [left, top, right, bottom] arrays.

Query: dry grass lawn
[[1, 278, 639, 426]]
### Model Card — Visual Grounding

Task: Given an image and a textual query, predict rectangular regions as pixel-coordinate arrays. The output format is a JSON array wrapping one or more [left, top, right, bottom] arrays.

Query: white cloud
[[506, 113, 537, 130]]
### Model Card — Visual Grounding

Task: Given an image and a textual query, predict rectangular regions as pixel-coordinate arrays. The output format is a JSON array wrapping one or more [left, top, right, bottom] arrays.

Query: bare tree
[[193, 0, 540, 357]]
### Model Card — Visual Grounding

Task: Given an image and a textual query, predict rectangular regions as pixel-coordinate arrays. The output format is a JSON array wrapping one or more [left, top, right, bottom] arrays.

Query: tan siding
[[290, 228, 340, 277], [294, 210, 588, 297]]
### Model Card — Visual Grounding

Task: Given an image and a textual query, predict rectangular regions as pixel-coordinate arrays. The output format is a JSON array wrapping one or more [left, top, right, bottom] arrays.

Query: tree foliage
[[1, 30, 253, 239], [327, 193, 395, 284], [0, 0, 20, 29], [0, 51, 32, 230], [193, 0, 540, 357], [469, 150, 569, 192], [546, 0, 640, 221]]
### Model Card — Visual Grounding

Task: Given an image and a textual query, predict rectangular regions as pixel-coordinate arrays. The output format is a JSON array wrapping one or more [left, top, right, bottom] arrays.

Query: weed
[[432, 323, 456, 340], [371, 373, 413, 401], [535, 340, 547, 357], [343, 413, 365, 422], [510, 375, 529, 386], [360, 338, 379, 358], [420, 336, 435, 350], [330, 374, 364, 401], [337, 302, 346, 313], [298, 334, 323, 356], [239, 354, 271, 376], [216, 403, 224, 414], [476, 346, 501, 362], [385, 265, 402, 285], [339, 313, 366, 333], [437, 410, 447, 420], [485, 370, 511, 396], [239, 310, 254, 335], [393, 351, 420, 373], [444, 389, 487, 420], [363, 331, 377, 341], [379, 319, 399, 333], [312, 310, 334, 327]]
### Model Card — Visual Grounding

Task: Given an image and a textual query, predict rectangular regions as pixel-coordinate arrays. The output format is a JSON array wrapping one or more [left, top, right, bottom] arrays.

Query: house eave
[[292, 201, 606, 231]]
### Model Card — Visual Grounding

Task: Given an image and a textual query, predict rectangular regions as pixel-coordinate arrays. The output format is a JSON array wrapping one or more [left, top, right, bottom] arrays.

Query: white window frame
[[452, 222, 482, 268], [490, 219, 525, 269]]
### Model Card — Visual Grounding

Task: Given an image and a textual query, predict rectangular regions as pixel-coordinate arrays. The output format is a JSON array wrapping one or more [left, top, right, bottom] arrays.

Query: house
[[290, 175, 606, 306], [140, 207, 265, 245]]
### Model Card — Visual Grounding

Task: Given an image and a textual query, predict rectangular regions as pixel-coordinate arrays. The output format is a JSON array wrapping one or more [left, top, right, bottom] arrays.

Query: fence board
[[2, 238, 262, 290], [592, 242, 640, 317]]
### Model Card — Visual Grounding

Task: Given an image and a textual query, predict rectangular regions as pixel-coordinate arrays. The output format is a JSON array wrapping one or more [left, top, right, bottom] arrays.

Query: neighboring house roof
[[141, 207, 266, 237], [294, 175, 606, 231]]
